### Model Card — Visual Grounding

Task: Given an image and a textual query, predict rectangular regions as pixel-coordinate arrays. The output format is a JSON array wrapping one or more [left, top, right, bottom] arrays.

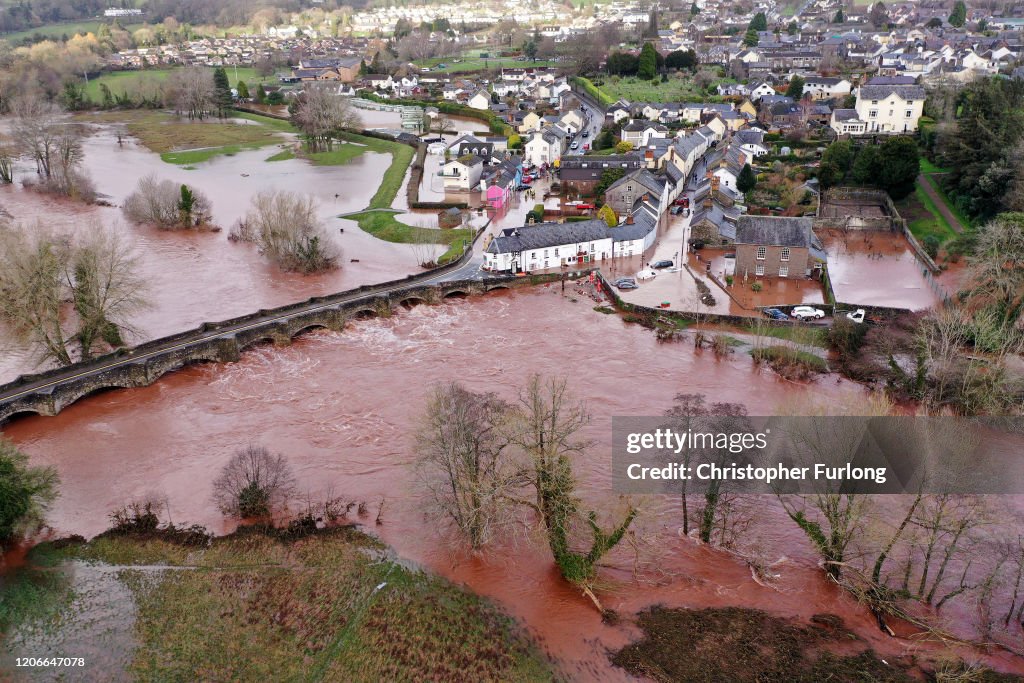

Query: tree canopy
[[638, 42, 658, 80], [948, 0, 966, 27]]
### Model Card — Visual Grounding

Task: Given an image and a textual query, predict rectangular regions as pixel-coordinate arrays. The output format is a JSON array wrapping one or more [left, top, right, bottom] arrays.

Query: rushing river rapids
[[5, 287, 1023, 679]]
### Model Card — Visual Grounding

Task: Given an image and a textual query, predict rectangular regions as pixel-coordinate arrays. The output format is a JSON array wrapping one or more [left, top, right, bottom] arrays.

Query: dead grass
[[33, 528, 552, 682], [612, 607, 913, 683], [77, 110, 284, 157]]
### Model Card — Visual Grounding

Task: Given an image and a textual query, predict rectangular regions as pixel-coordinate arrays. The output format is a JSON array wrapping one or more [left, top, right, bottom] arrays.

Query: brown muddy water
[[0, 121, 435, 383], [5, 287, 1022, 679]]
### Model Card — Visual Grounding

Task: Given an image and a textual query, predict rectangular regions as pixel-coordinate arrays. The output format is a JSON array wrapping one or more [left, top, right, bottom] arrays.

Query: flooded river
[[6, 286, 1020, 678]]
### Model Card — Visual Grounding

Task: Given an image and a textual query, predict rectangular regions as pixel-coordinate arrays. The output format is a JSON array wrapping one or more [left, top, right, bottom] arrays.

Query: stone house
[[733, 216, 826, 279]]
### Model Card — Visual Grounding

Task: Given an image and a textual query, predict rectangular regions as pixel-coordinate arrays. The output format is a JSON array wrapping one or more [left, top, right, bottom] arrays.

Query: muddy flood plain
[[4, 286, 1024, 679]]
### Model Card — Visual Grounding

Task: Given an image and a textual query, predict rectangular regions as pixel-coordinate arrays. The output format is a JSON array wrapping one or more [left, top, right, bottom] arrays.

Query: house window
[[756, 246, 766, 260], [755, 263, 765, 276], [780, 247, 790, 262], [554, 248, 559, 257], [871, 99, 878, 105], [870, 110, 877, 118], [778, 265, 789, 278], [906, 110, 912, 117]]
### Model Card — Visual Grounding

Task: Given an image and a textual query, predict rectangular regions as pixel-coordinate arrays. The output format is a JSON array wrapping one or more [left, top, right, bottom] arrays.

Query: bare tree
[[231, 190, 339, 273], [414, 382, 521, 550], [167, 66, 215, 121], [123, 174, 213, 229], [292, 83, 359, 152], [0, 222, 146, 366], [212, 445, 296, 518], [11, 91, 62, 179], [511, 375, 637, 613]]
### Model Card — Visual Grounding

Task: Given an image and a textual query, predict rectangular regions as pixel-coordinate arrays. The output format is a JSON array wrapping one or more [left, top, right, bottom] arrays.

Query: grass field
[[2, 20, 144, 44], [346, 210, 472, 264], [78, 109, 287, 164], [5, 529, 552, 681], [589, 75, 728, 104], [415, 49, 557, 73], [82, 67, 271, 103], [899, 184, 959, 246]]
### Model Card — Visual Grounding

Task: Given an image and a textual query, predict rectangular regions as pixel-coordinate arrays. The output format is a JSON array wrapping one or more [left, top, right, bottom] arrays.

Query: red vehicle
[[673, 197, 690, 207], [583, 144, 590, 151], [575, 203, 596, 210]]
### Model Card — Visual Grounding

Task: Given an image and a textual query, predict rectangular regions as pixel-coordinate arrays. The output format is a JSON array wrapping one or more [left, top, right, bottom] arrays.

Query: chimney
[[626, 214, 634, 224]]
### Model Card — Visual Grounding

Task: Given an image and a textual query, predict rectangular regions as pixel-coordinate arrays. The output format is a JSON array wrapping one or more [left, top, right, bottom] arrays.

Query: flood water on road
[[6, 286, 1019, 679]]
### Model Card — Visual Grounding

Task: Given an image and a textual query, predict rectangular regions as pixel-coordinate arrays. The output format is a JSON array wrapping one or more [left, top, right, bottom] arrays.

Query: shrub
[[123, 174, 213, 229], [922, 234, 941, 259], [212, 445, 296, 518], [230, 190, 339, 273], [751, 282, 763, 292], [0, 438, 59, 547]]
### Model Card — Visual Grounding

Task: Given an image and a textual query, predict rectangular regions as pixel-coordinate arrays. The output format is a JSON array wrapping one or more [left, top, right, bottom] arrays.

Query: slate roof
[[486, 220, 612, 254], [606, 169, 665, 197], [858, 84, 926, 100], [832, 108, 860, 121], [735, 216, 816, 247]]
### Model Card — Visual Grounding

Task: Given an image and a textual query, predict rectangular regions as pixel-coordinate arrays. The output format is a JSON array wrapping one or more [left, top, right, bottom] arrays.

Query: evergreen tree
[[833, 7, 844, 22], [948, 0, 966, 27], [236, 80, 249, 100], [370, 50, 384, 74], [787, 75, 805, 99], [645, 9, 659, 38], [869, 1, 889, 28], [255, 84, 267, 104], [690, 2, 700, 15], [638, 42, 658, 80], [748, 12, 767, 31], [787, 20, 798, 35], [736, 163, 757, 193], [743, 28, 759, 47], [212, 66, 232, 118]]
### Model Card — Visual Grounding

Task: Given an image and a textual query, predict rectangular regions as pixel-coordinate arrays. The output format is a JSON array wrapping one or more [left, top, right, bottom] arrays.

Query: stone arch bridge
[[0, 273, 539, 426]]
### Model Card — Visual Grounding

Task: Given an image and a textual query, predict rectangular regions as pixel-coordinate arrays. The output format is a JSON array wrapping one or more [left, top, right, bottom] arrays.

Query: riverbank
[[2, 527, 554, 681]]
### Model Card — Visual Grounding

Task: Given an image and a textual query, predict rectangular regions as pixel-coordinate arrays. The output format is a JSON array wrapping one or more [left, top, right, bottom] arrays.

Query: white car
[[636, 268, 658, 280], [791, 306, 826, 320], [846, 308, 866, 323]]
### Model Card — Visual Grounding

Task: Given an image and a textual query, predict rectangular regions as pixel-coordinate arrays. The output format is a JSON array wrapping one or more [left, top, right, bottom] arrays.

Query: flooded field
[[822, 229, 944, 310], [5, 286, 1021, 678], [0, 117, 431, 383]]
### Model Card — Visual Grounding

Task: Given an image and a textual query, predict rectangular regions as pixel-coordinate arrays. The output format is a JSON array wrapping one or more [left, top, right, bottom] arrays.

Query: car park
[[791, 306, 826, 320], [763, 308, 789, 320], [651, 260, 674, 269]]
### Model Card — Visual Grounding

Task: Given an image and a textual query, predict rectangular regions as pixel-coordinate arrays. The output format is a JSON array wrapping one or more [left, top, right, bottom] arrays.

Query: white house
[[484, 221, 614, 272], [467, 89, 491, 110], [854, 83, 926, 133], [440, 156, 485, 191], [829, 109, 868, 136], [734, 129, 769, 157], [523, 129, 565, 167], [804, 77, 852, 101], [749, 81, 777, 101], [620, 120, 668, 147]]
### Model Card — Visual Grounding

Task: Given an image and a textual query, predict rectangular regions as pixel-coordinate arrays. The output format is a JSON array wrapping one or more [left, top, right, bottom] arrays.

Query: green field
[[345, 210, 472, 264], [588, 75, 729, 103], [897, 185, 959, 246], [78, 109, 288, 164], [82, 66, 271, 103], [415, 49, 557, 74], [4, 530, 552, 681], [2, 20, 144, 44]]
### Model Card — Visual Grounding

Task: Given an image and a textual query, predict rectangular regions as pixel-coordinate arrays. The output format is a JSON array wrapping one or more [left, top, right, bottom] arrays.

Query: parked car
[[570, 141, 580, 150], [615, 278, 638, 290], [636, 269, 658, 280], [582, 130, 589, 138], [651, 260, 674, 269], [846, 308, 866, 323], [764, 308, 790, 320], [437, 63, 448, 68], [791, 306, 826, 320], [515, 184, 531, 191], [670, 205, 683, 215], [583, 144, 590, 151], [673, 197, 690, 207]]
